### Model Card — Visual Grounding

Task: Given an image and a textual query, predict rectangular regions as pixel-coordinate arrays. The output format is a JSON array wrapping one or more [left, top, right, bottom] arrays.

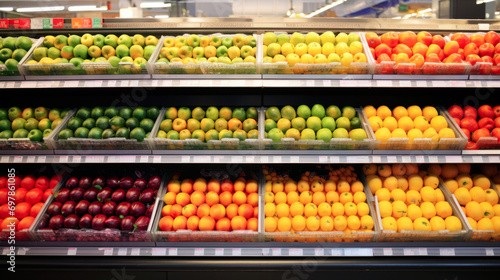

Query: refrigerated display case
[[0, 17, 500, 278]]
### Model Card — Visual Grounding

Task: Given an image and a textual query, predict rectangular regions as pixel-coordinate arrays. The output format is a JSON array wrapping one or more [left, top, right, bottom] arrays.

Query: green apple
[[102, 45, 116, 59], [305, 32, 321, 45], [321, 117, 336, 131], [120, 56, 133, 63], [276, 34, 290, 46], [187, 34, 200, 47], [129, 45, 144, 60], [216, 46, 228, 57], [268, 128, 284, 142], [117, 35, 132, 48], [43, 35, 56, 48], [68, 35, 81, 47], [244, 36, 257, 47], [132, 34, 145, 47], [145, 35, 158, 46], [240, 45, 253, 58], [221, 37, 233, 48], [104, 34, 118, 48], [73, 44, 88, 59], [70, 57, 83, 69], [2, 37, 15, 51], [317, 128, 332, 142], [54, 35, 68, 50], [93, 34, 105, 48], [15, 36, 32, 51], [320, 31, 335, 45], [297, 105, 311, 119], [263, 32, 277, 46], [144, 45, 156, 60], [47, 47, 60, 59], [12, 49, 27, 62], [311, 104, 326, 118], [4, 59, 18, 71], [61, 46, 74, 60], [116, 44, 130, 58], [193, 47, 204, 59], [88, 45, 102, 58], [81, 33, 94, 47], [133, 57, 147, 69], [0, 48, 13, 62], [108, 56, 120, 68]]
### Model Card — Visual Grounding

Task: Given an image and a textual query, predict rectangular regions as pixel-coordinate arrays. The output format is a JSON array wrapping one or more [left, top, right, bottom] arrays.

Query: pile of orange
[[439, 163, 500, 233], [264, 165, 374, 235], [364, 163, 463, 232]]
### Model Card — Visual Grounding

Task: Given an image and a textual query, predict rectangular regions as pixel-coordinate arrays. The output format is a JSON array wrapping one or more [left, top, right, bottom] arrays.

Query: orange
[[292, 215, 306, 231], [430, 216, 446, 231], [353, 191, 367, 204], [405, 164, 419, 175], [284, 181, 297, 193], [396, 176, 409, 191], [397, 216, 413, 232], [435, 188, 445, 202], [360, 215, 374, 230], [435, 201, 453, 219], [491, 216, 500, 233], [375, 188, 391, 202], [383, 176, 398, 191], [339, 192, 353, 204], [413, 217, 431, 231], [312, 191, 326, 206], [457, 164, 471, 174], [493, 204, 500, 216], [392, 200, 408, 218], [383, 116, 398, 132], [421, 201, 436, 219], [423, 175, 439, 189], [324, 180, 337, 192], [408, 174, 424, 191], [326, 191, 339, 204], [331, 202, 345, 217], [480, 202, 494, 218], [407, 204, 423, 221], [472, 174, 491, 190], [369, 116, 383, 132], [299, 191, 313, 205], [265, 203, 276, 217], [456, 174, 473, 190], [422, 106, 438, 121], [406, 189, 422, 205], [337, 180, 350, 193], [454, 187, 472, 206], [318, 202, 332, 217], [381, 216, 397, 231], [278, 217, 292, 232], [376, 105, 392, 120], [290, 202, 304, 217], [347, 215, 361, 230], [304, 203, 318, 217], [357, 202, 370, 216], [470, 186, 486, 203], [366, 175, 382, 194], [441, 164, 459, 180], [276, 203, 290, 218], [265, 217, 277, 232], [379, 200, 393, 218], [344, 202, 357, 216], [445, 216, 462, 232], [297, 180, 310, 192], [407, 105, 422, 120], [275, 191, 287, 204], [272, 181, 284, 193], [311, 180, 325, 193], [287, 191, 299, 205], [265, 192, 275, 203], [351, 181, 364, 193], [420, 186, 437, 203], [430, 115, 447, 132], [467, 217, 478, 230], [320, 216, 334, 231], [485, 189, 499, 205], [364, 105, 377, 118], [466, 201, 484, 221], [334, 215, 347, 231], [378, 164, 392, 177], [391, 188, 406, 202], [427, 164, 442, 176], [398, 116, 414, 132], [444, 179, 458, 194], [477, 217, 494, 231], [265, 181, 272, 192], [414, 116, 430, 131], [392, 164, 407, 176], [306, 216, 320, 231], [363, 164, 378, 175], [393, 106, 409, 121]]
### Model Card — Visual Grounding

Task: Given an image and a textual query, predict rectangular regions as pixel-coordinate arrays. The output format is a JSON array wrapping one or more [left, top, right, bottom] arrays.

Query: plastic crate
[[46, 107, 162, 150], [147, 33, 258, 75], [373, 184, 469, 242], [19, 36, 154, 77], [370, 107, 467, 150], [363, 32, 471, 75], [147, 107, 261, 150], [32, 171, 166, 242], [0, 37, 40, 78], [262, 32, 373, 75], [261, 107, 375, 150], [0, 109, 74, 151], [152, 167, 261, 242]]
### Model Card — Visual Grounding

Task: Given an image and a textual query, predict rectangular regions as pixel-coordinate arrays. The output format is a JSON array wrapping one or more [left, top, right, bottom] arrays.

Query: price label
[[432, 81, 448, 87], [383, 248, 393, 256], [169, 248, 178, 256], [245, 156, 255, 163], [17, 248, 26, 255], [319, 156, 327, 163], [419, 248, 428, 255], [67, 248, 77, 255], [404, 248, 418, 256], [399, 81, 412, 87], [486, 248, 494, 256], [64, 81, 80, 87], [272, 248, 281, 256], [213, 156, 223, 163], [152, 248, 166, 256], [215, 248, 224, 256], [314, 248, 324, 256], [130, 80, 139, 87], [322, 80, 331, 87], [73, 156, 81, 163], [120, 156, 136, 163], [472, 156, 484, 163], [118, 248, 127, 256], [131, 248, 140, 256], [5, 82, 15, 88], [474, 81, 483, 87], [289, 249, 303, 256], [340, 80, 357, 87], [2, 248, 9, 255], [162, 80, 172, 86], [191, 80, 200, 86], [344, 248, 372, 256], [402, 156, 411, 163], [331, 249, 344, 256], [194, 156, 211, 163], [152, 80, 158, 87], [290, 156, 299, 163], [440, 248, 455, 256], [415, 156, 425, 163], [478, 23, 490, 30], [306, 80, 315, 87], [377, 80, 392, 87], [101, 248, 113, 255], [0, 82, 5, 88], [416, 81, 427, 87], [232, 156, 243, 163], [261, 156, 269, 163], [120, 80, 129, 87], [330, 156, 340, 163], [428, 156, 438, 163], [14, 156, 22, 163], [232, 248, 241, 256], [0, 157, 8, 163], [21, 81, 37, 88], [387, 156, 397, 162], [445, 156, 462, 163], [37, 155, 48, 162], [84, 81, 101, 87], [153, 156, 161, 163], [489, 156, 500, 162], [107, 81, 116, 87], [358, 80, 371, 87], [194, 248, 204, 256], [200, 80, 212, 87], [140, 156, 149, 163], [372, 156, 381, 163], [273, 156, 282, 163], [450, 81, 466, 87], [181, 156, 190, 163], [26, 156, 35, 163], [490, 81, 500, 88]]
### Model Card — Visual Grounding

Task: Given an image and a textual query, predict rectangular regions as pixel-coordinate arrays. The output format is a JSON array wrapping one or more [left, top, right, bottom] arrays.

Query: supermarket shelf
[[2, 152, 500, 164], [2, 242, 499, 257]]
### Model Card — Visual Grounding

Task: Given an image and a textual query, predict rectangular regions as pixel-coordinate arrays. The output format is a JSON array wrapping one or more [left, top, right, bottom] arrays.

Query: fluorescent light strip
[[17, 6, 64, 12], [155, 15, 169, 18], [305, 0, 345, 18], [418, 8, 432, 14], [68, 5, 107, 12], [392, 16, 402, 19], [141, 2, 171, 8], [0, 7, 13, 12]]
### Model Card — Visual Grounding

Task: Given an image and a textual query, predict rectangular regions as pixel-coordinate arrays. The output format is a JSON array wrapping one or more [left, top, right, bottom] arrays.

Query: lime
[[350, 117, 361, 129], [140, 118, 154, 132], [58, 129, 74, 140], [67, 117, 83, 131], [115, 127, 130, 138], [268, 128, 284, 142], [74, 127, 90, 138], [130, 127, 146, 142], [76, 107, 91, 119], [233, 108, 246, 122], [125, 118, 139, 129], [28, 129, 43, 142], [95, 116, 110, 130], [110, 116, 125, 131], [297, 105, 311, 119], [0, 109, 7, 120], [13, 128, 29, 138], [82, 118, 96, 130], [246, 107, 258, 120], [43, 129, 52, 137], [264, 119, 277, 132], [24, 118, 39, 131], [336, 117, 351, 130], [88, 127, 103, 139], [104, 106, 119, 118], [147, 106, 160, 120], [132, 107, 147, 121], [311, 104, 326, 118], [0, 130, 13, 139], [281, 105, 296, 120], [0, 119, 11, 131], [119, 108, 132, 119], [91, 106, 104, 119], [102, 128, 115, 139]]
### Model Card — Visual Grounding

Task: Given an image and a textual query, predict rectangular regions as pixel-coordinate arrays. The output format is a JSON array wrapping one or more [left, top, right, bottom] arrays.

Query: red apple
[[495, 43, 500, 54], [472, 128, 491, 142], [465, 141, 479, 150], [461, 128, 471, 141], [484, 31, 500, 47], [463, 106, 477, 119], [478, 117, 495, 131], [448, 105, 464, 119], [492, 128, 500, 141], [495, 117, 500, 127], [479, 43, 495, 57], [453, 117, 461, 126], [494, 54, 500, 66], [493, 106, 500, 118], [464, 43, 479, 57], [461, 117, 479, 132], [466, 54, 482, 66], [482, 56, 494, 63], [478, 105, 495, 119]]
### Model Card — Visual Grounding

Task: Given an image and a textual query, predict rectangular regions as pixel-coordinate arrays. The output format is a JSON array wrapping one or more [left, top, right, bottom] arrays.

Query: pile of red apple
[[365, 31, 467, 74], [448, 31, 500, 75], [38, 174, 162, 242], [448, 104, 500, 149], [0, 174, 62, 240]]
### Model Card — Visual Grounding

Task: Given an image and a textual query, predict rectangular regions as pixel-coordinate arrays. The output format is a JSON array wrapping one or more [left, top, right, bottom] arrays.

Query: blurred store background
[[0, 0, 498, 19]]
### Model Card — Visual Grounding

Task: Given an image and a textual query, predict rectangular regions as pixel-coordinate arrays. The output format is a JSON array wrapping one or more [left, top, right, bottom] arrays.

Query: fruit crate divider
[[40, 109, 76, 151], [438, 106, 468, 150], [9, 37, 43, 77], [150, 170, 175, 242], [145, 106, 167, 150], [145, 36, 165, 75]]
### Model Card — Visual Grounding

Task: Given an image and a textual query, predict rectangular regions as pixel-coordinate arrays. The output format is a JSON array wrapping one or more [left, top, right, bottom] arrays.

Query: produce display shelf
[[2, 153, 500, 164], [1, 243, 499, 257]]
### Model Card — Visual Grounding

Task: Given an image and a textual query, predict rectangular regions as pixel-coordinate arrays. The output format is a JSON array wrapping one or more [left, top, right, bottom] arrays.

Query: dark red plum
[[105, 216, 121, 229], [92, 214, 107, 230], [115, 201, 131, 217], [120, 216, 136, 231], [106, 177, 119, 189], [79, 176, 92, 189], [49, 215, 65, 230], [133, 178, 147, 190], [139, 189, 155, 204], [111, 189, 126, 203], [88, 201, 103, 216], [65, 177, 79, 188], [126, 188, 141, 202], [120, 176, 134, 189], [47, 202, 62, 216], [147, 176, 161, 190], [70, 187, 85, 201], [102, 201, 117, 216], [97, 187, 113, 202], [61, 201, 77, 216], [75, 200, 91, 216], [79, 214, 93, 228], [63, 214, 80, 229], [145, 204, 155, 218], [55, 188, 71, 203], [134, 216, 150, 230], [130, 201, 146, 218], [92, 176, 106, 187], [83, 187, 100, 201]]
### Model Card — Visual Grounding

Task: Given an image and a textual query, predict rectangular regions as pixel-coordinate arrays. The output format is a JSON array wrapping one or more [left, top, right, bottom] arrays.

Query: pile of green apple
[[262, 31, 367, 72], [58, 106, 160, 142], [0, 107, 68, 142], [157, 34, 257, 65], [157, 106, 258, 142], [264, 105, 368, 143], [27, 34, 159, 71], [0, 36, 33, 72]]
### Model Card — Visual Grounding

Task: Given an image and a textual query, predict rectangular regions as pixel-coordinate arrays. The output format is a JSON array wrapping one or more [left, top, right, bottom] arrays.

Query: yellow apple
[[321, 42, 335, 57], [307, 42, 322, 56], [281, 43, 294, 57], [294, 43, 308, 57]]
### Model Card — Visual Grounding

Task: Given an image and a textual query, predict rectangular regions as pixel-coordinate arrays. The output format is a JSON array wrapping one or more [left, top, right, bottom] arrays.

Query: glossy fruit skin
[[472, 128, 491, 142], [478, 105, 495, 119]]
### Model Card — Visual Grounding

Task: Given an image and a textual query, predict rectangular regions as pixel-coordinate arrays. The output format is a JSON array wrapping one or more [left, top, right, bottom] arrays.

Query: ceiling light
[[140, 2, 171, 8], [0, 7, 13, 12], [17, 6, 64, 12], [305, 0, 346, 18], [68, 5, 107, 12]]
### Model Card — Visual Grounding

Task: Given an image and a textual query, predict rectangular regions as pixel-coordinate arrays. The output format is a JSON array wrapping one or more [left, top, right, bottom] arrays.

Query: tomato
[[25, 188, 43, 205], [20, 175, 36, 190]]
